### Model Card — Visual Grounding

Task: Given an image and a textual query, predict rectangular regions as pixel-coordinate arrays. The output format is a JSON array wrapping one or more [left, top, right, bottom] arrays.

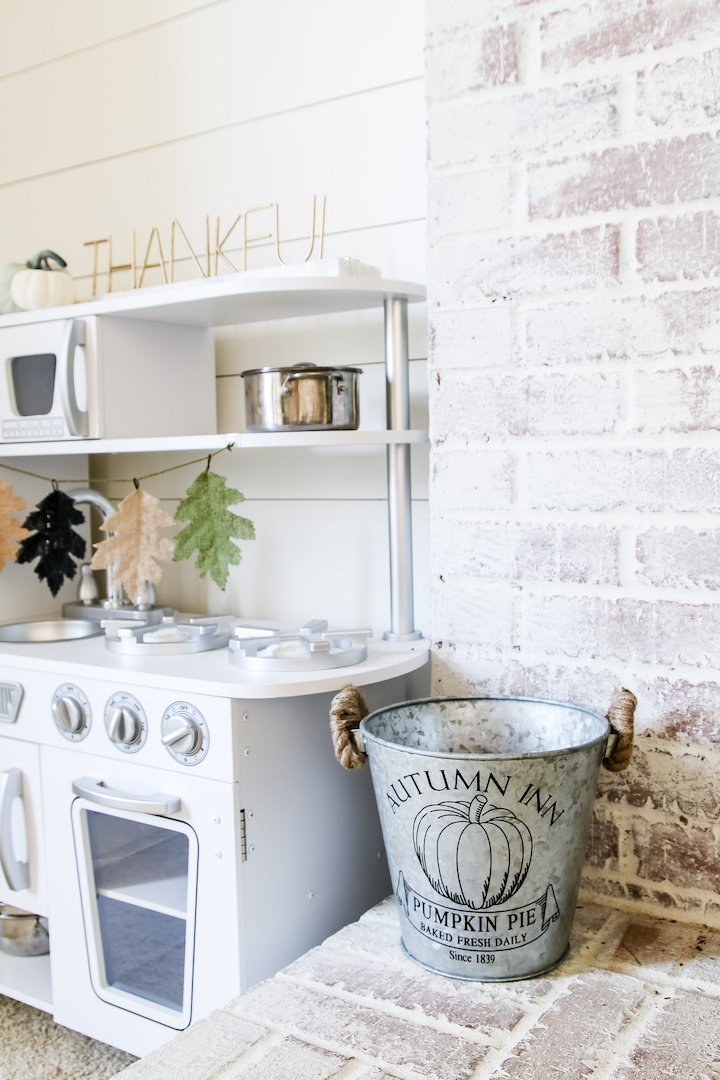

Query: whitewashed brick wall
[[427, 0, 720, 925]]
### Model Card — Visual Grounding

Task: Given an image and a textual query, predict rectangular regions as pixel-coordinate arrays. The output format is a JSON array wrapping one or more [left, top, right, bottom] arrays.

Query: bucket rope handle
[[330, 684, 636, 773], [603, 687, 636, 772], [330, 684, 368, 769]]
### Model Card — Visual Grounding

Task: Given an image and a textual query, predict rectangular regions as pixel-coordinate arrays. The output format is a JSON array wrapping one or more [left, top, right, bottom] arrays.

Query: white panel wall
[[0, 1, 428, 635]]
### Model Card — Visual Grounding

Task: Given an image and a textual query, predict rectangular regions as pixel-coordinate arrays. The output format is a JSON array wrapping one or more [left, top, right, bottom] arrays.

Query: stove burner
[[229, 619, 371, 671], [63, 601, 174, 625], [104, 615, 234, 656]]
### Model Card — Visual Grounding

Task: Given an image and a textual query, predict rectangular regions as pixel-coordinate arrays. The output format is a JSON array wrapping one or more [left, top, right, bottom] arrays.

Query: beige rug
[[0, 994, 135, 1080]]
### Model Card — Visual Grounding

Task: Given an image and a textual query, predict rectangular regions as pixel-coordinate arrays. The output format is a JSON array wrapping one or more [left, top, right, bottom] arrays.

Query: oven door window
[[9, 354, 57, 416], [72, 800, 198, 1030]]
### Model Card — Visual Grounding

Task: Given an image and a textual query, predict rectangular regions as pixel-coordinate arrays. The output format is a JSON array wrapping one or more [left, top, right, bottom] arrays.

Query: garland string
[[0, 443, 235, 487]]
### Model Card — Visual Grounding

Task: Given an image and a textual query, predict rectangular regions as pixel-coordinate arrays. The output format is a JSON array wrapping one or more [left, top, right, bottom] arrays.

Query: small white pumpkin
[[0, 262, 23, 314], [10, 250, 74, 310]]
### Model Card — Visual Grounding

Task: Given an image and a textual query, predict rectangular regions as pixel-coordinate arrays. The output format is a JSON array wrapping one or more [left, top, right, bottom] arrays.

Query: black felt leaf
[[17, 489, 86, 596]]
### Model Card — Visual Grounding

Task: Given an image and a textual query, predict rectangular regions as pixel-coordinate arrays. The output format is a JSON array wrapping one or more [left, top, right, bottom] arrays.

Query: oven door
[[71, 788, 198, 1030], [41, 745, 244, 1056]]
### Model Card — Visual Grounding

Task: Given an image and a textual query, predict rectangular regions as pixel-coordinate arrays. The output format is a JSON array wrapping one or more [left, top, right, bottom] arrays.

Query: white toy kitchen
[[0, 269, 430, 1057]]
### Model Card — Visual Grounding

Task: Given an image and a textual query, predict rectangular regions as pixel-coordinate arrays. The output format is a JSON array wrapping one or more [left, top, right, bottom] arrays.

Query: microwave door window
[[10, 354, 56, 416]]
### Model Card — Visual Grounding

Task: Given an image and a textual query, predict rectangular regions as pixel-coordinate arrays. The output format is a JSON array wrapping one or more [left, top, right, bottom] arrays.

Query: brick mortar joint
[[462, 980, 574, 1079], [530, 202, 720, 233], [430, 278, 720, 309], [431, 354, 720, 376], [430, 202, 720, 247], [425, 0, 589, 32], [431, 510, 720, 529], [600, 735, 720, 762], [430, 642, 720, 674], [593, 798, 720, 830], [433, 431, 720, 450], [282, 935, 565, 1014], [587, 959, 720, 1000], [518, 580, 720, 602], [222, 1003, 457, 1080], [542, 32, 720, 81], [428, 103, 720, 148], [441, 579, 720, 606], [272, 970, 504, 1047], [580, 991, 670, 1080], [209, 1030, 286, 1080], [579, 878, 720, 929], [428, 28, 720, 90]]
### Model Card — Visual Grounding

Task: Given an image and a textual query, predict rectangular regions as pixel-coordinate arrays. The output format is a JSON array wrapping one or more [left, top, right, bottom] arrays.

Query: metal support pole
[[384, 297, 422, 641]]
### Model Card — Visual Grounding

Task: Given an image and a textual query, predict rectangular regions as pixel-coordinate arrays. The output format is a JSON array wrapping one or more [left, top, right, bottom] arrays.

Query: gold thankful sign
[[83, 195, 327, 297]]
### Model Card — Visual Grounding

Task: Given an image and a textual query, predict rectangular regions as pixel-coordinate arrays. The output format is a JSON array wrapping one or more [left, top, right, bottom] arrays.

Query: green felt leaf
[[173, 470, 255, 590]]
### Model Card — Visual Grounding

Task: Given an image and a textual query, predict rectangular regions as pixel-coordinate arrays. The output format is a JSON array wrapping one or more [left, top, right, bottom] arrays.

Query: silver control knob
[[52, 684, 91, 741], [52, 696, 85, 734], [161, 702, 209, 764], [104, 693, 147, 754], [108, 707, 142, 748], [162, 715, 202, 756]]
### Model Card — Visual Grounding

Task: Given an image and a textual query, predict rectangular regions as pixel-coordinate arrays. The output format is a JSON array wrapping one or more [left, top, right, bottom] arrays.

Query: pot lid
[[241, 363, 362, 377]]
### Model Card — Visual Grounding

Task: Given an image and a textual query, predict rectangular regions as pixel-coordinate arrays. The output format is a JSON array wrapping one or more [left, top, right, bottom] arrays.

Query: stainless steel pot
[[0, 904, 50, 956], [241, 363, 361, 432]]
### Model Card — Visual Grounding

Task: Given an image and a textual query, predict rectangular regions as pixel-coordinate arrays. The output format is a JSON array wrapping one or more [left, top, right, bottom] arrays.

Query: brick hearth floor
[[117, 898, 720, 1079]]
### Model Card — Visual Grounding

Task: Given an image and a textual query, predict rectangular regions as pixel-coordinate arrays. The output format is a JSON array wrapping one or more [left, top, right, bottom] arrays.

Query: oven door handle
[[72, 777, 181, 817], [0, 768, 30, 891], [59, 318, 89, 437]]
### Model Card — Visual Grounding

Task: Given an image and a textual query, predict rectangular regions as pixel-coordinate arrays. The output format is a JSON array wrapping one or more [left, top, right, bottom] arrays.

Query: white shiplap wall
[[0, 0, 428, 634]]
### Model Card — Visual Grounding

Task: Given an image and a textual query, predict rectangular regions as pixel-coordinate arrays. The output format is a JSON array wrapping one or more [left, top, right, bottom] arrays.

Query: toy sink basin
[[0, 619, 103, 643]]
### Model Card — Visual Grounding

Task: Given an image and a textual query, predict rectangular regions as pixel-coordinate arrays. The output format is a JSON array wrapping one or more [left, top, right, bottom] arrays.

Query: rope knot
[[603, 687, 636, 772], [330, 684, 368, 769]]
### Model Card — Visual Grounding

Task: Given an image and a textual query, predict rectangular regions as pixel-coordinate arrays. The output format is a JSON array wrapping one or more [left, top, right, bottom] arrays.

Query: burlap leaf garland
[[91, 487, 175, 603], [0, 478, 29, 572], [16, 489, 86, 596], [173, 470, 255, 590], [3, 453, 252, 598]]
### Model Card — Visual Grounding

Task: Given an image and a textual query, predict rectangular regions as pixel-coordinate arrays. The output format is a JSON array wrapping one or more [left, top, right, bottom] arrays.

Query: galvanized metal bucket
[[356, 695, 620, 982]]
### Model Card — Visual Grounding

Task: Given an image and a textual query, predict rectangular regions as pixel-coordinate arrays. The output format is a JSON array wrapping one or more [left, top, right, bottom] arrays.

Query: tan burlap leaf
[[0, 477, 29, 571], [91, 487, 175, 602]]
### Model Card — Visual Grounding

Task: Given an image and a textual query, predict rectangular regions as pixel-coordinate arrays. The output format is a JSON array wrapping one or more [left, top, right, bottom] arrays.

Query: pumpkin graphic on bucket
[[413, 792, 533, 910]]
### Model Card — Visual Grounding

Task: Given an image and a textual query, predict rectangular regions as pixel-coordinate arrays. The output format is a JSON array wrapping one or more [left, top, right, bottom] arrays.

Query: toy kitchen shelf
[[0, 951, 52, 1012], [0, 429, 427, 456], [0, 272, 426, 328], [0, 271, 427, 641]]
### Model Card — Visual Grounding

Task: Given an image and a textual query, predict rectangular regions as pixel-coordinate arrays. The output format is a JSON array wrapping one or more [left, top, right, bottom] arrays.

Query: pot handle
[[281, 365, 339, 394], [0, 768, 30, 891], [330, 685, 368, 769], [603, 688, 636, 772]]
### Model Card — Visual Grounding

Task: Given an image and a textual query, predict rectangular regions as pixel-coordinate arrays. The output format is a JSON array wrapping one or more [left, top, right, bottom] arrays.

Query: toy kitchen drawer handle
[[72, 777, 181, 817], [0, 768, 30, 891]]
